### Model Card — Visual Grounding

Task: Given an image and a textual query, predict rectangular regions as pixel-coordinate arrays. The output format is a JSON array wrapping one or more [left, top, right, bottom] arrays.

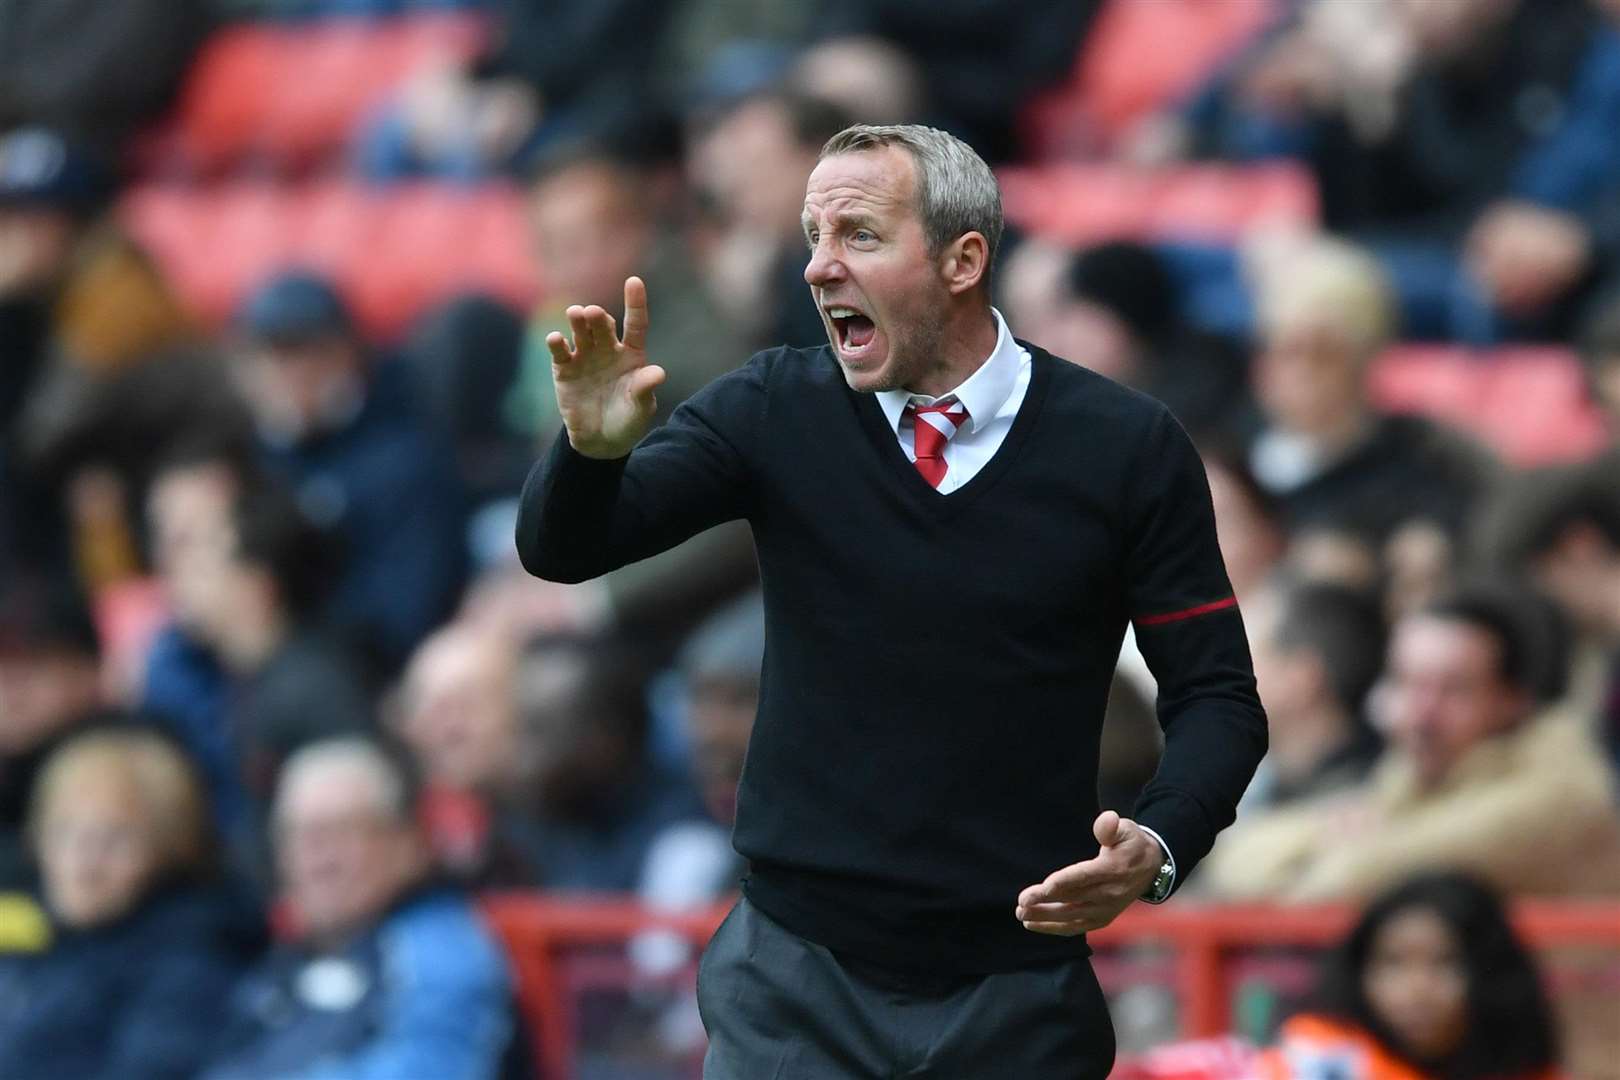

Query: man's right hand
[[547, 276, 666, 459]]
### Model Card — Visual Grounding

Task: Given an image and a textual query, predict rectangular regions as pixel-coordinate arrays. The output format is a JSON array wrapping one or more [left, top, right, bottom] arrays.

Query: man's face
[[234, 336, 362, 442], [529, 163, 649, 310], [398, 632, 519, 794], [686, 676, 757, 824], [38, 777, 158, 929], [274, 763, 420, 940], [1381, 615, 1528, 787], [149, 464, 238, 633], [802, 147, 948, 393], [1256, 318, 1366, 437]]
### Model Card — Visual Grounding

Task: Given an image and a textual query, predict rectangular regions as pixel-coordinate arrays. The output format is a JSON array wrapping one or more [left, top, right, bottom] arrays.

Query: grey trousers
[[697, 896, 1116, 1079]]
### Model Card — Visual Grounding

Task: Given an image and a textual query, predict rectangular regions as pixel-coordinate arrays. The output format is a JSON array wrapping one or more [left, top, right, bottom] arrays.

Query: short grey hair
[[275, 736, 418, 825], [820, 124, 1003, 277]]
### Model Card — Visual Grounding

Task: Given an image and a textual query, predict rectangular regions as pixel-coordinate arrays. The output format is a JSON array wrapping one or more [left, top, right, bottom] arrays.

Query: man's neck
[[904, 303, 999, 399]]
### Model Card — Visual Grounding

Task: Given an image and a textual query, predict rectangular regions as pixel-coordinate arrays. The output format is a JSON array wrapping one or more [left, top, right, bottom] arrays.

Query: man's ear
[[940, 232, 990, 296]]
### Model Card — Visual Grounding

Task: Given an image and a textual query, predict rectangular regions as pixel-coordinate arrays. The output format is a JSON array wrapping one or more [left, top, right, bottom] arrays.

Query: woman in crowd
[[1258, 872, 1562, 1080], [0, 725, 261, 1079]]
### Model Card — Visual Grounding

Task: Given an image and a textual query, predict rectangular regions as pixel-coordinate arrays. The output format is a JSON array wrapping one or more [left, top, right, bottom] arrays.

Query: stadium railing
[[481, 893, 1620, 1080]]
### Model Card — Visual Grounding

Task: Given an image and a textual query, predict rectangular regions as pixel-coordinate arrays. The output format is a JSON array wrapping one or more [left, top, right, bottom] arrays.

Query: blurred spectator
[[203, 737, 518, 1080], [0, 578, 101, 890], [1248, 237, 1494, 542], [393, 623, 542, 886], [147, 473, 372, 877], [232, 270, 466, 675], [1201, 587, 1620, 901], [1256, 873, 1560, 1080], [806, 0, 1100, 162], [514, 144, 737, 442], [788, 36, 924, 130], [0, 127, 191, 583], [687, 90, 852, 351], [1165, 0, 1619, 341], [1243, 583, 1386, 813], [502, 144, 759, 656], [1472, 456, 1620, 763], [501, 634, 708, 892], [673, 590, 762, 833], [1577, 290, 1620, 431], [0, 2, 207, 156], [0, 727, 261, 1080], [1033, 240, 1252, 440], [358, 0, 679, 179], [401, 294, 533, 567]]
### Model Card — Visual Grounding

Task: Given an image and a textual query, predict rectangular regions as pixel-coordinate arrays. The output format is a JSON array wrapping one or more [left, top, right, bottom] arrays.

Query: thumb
[[1093, 809, 1122, 849], [626, 364, 667, 403]]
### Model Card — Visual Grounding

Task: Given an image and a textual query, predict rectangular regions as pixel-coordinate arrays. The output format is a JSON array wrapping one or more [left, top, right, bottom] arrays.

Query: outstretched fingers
[[545, 330, 575, 367]]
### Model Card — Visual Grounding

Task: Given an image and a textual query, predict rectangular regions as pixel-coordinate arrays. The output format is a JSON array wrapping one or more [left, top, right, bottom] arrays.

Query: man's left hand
[[1015, 811, 1163, 936]]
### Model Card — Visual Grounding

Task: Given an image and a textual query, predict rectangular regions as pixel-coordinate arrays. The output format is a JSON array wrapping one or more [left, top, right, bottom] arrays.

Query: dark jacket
[[0, 882, 263, 1080]]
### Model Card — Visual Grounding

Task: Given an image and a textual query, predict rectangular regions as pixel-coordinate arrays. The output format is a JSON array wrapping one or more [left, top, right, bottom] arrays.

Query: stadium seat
[[997, 162, 1317, 245], [147, 12, 488, 173], [120, 180, 543, 340], [1368, 346, 1612, 466], [1021, 0, 1279, 159]]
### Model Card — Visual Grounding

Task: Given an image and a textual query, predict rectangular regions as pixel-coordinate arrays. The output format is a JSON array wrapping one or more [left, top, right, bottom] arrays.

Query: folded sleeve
[[1120, 405, 1268, 894]]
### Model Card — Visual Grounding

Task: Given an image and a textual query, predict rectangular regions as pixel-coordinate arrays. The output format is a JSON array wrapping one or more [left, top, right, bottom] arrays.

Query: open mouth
[[827, 305, 876, 352]]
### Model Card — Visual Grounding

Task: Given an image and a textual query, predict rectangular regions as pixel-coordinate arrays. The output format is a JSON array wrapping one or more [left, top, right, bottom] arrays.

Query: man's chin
[[836, 351, 895, 393]]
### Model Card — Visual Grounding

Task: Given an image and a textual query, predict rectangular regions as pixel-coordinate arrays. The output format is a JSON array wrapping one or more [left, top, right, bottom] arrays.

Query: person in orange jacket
[[1258, 873, 1562, 1080]]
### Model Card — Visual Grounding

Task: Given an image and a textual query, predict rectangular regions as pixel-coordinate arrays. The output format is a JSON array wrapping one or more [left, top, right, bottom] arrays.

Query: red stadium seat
[[120, 180, 543, 340], [997, 162, 1317, 245], [149, 13, 488, 174], [1368, 346, 1612, 466], [1021, 0, 1279, 159]]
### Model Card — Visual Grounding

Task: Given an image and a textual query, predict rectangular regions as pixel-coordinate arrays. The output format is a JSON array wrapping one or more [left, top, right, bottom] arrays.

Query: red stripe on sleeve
[[1134, 595, 1238, 627]]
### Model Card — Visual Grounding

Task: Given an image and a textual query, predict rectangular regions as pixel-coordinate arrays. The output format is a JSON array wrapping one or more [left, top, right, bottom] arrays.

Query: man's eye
[[853, 230, 874, 242], [806, 230, 819, 247]]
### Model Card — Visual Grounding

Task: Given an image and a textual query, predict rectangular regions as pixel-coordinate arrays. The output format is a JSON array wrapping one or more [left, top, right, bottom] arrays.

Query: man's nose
[[804, 243, 845, 289]]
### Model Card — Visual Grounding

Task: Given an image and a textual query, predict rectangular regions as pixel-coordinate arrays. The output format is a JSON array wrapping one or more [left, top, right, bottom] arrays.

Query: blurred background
[[1, 0, 1619, 1077]]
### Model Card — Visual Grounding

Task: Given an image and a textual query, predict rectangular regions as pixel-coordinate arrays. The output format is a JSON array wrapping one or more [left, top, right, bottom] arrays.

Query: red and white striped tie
[[905, 399, 970, 489]]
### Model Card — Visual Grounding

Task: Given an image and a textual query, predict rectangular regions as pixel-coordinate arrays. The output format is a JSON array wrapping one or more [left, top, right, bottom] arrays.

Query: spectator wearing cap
[[202, 737, 519, 1080], [0, 577, 101, 891], [0, 126, 191, 585], [1201, 587, 1620, 901], [232, 270, 466, 676]]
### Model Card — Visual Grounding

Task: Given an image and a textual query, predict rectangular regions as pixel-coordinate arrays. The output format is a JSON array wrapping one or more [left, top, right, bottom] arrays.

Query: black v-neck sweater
[[517, 342, 1266, 973]]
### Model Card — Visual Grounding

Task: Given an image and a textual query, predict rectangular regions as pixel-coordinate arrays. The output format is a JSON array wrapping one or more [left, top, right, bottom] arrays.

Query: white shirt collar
[[875, 308, 1022, 437]]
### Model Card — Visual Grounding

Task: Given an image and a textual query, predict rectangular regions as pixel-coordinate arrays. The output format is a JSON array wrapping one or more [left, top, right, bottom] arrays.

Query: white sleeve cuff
[[1135, 824, 1177, 904]]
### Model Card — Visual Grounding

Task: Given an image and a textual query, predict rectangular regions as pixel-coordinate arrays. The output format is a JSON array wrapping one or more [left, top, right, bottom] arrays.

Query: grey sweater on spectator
[[517, 342, 1267, 972]]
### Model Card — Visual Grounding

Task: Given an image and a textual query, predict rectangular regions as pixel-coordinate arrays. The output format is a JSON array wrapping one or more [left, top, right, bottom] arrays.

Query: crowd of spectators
[[2, 0, 1619, 1077]]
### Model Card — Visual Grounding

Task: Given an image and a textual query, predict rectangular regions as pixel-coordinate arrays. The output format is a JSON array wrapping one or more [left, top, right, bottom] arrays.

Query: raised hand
[[546, 276, 667, 460], [1014, 811, 1163, 936]]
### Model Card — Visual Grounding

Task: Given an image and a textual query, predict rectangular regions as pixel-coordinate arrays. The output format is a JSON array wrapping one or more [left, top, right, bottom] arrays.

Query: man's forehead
[[803, 148, 916, 217]]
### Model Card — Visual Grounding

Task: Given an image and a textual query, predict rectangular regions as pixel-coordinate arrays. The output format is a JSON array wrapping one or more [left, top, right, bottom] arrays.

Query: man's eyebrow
[[802, 210, 877, 234]]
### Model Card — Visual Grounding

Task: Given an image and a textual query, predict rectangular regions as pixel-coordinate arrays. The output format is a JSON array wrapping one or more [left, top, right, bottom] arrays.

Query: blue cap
[[0, 127, 113, 213], [237, 270, 355, 345]]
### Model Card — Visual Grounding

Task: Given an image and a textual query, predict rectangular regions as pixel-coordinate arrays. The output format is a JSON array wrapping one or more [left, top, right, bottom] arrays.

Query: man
[[203, 737, 517, 1080], [1202, 589, 1620, 902], [1241, 583, 1385, 813], [516, 124, 1267, 1077], [232, 271, 466, 675]]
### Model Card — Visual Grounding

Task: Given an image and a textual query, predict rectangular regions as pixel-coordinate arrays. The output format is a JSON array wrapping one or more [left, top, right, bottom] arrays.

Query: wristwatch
[[1140, 848, 1175, 904]]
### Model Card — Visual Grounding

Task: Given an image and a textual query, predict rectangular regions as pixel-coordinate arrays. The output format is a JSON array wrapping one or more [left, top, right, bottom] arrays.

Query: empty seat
[[120, 179, 543, 340], [1369, 346, 1611, 466], [997, 162, 1317, 245], [149, 12, 488, 174]]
